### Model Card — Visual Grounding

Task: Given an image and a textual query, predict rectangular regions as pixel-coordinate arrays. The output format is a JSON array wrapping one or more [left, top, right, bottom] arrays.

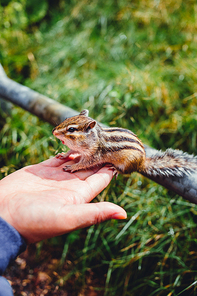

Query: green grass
[[1, 0, 197, 295]]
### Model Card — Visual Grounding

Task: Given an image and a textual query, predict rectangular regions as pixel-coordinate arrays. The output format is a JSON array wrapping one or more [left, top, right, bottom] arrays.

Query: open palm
[[0, 156, 126, 243]]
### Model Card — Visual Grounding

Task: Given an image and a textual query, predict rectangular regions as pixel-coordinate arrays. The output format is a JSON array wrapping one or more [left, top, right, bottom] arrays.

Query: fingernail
[[111, 212, 127, 220]]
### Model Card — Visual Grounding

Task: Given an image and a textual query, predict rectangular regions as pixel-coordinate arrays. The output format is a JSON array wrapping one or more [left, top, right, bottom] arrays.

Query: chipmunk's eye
[[67, 127, 77, 133]]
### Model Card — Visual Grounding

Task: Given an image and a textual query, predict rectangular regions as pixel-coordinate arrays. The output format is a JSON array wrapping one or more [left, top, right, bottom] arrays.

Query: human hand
[[0, 156, 126, 243]]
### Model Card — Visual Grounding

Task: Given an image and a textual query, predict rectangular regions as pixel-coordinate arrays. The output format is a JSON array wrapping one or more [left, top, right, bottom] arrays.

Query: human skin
[[0, 156, 127, 243]]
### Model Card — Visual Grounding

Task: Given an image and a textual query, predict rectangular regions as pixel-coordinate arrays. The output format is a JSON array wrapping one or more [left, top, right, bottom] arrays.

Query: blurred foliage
[[1, 0, 197, 295]]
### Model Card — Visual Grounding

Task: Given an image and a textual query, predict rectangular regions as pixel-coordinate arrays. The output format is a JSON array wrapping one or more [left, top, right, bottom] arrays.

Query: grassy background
[[1, 0, 197, 295]]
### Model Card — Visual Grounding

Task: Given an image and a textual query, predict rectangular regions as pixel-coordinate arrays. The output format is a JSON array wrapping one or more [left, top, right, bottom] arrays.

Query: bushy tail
[[141, 148, 197, 177]]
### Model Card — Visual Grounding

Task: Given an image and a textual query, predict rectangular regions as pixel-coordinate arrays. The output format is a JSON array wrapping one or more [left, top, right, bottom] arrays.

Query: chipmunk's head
[[53, 110, 98, 152]]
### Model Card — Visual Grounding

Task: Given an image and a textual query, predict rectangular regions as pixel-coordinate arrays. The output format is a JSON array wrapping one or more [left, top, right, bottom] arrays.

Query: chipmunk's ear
[[86, 120, 96, 131], [80, 109, 89, 117]]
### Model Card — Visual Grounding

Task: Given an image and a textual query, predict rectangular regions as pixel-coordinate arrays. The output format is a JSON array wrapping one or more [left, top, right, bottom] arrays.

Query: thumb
[[59, 202, 127, 233], [26, 202, 127, 243], [63, 202, 127, 231]]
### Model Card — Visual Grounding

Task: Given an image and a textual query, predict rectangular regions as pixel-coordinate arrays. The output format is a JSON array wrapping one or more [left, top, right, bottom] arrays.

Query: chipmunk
[[52, 109, 197, 177]]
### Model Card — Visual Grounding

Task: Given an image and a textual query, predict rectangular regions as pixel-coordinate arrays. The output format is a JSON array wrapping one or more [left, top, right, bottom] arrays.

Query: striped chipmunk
[[52, 109, 197, 177]]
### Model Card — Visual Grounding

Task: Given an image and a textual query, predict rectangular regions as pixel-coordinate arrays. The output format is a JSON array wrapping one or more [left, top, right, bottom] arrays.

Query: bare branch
[[0, 67, 78, 125], [0, 64, 7, 77]]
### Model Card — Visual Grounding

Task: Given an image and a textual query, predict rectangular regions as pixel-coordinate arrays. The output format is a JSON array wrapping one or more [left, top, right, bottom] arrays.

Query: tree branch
[[0, 65, 78, 125]]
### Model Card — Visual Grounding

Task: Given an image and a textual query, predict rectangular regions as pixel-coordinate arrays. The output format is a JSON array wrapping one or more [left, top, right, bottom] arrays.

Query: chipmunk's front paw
[[63, 162, 87, 173], [63, 165, 72, 172], [56, 152, 70, 160], [63, 164, 79, 173]]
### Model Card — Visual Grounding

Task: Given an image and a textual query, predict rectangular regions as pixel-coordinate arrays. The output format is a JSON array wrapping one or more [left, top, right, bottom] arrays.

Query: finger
[[40, 156, 70, 167], [83, 166, 116, 201], [41, 155, 81, 168], [30, 202, 127, 242], [60, 202, 127, 233], [40, 155, 81, 168]]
